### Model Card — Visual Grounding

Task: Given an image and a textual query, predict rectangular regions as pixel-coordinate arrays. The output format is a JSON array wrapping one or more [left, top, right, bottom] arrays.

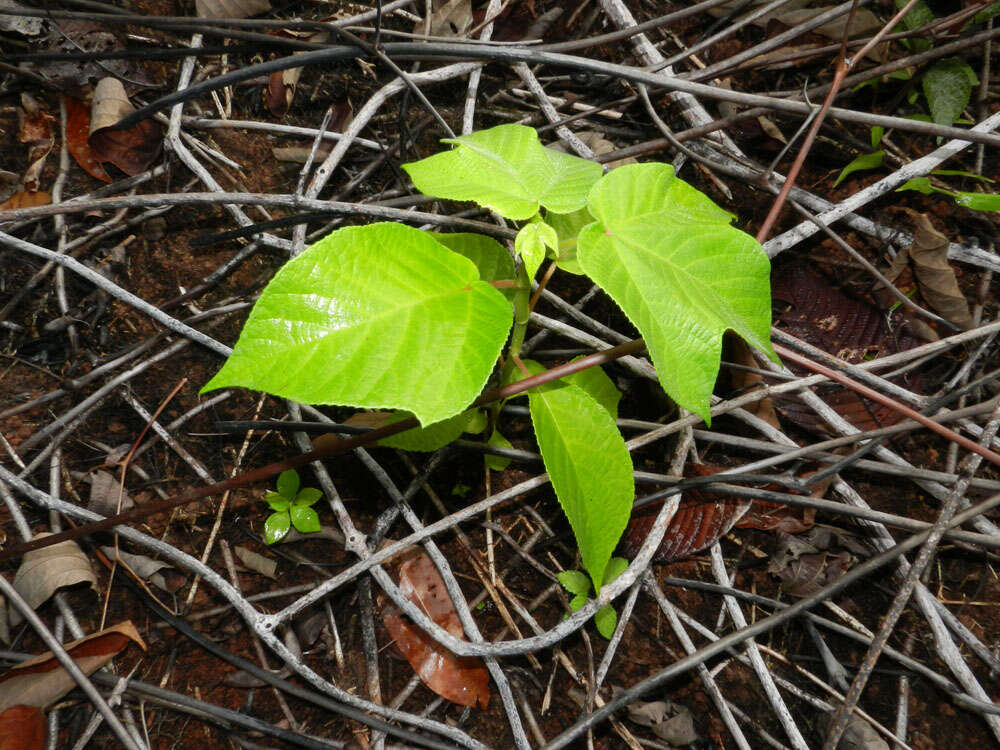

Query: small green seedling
[[203, 124, 776, 603], [557, 557, 629, 639], [263, 469, 323, 544]]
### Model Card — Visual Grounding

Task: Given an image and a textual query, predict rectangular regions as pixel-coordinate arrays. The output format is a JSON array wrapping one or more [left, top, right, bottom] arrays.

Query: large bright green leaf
[[402, 124, 603, 220], [202, 223, 512, 426], [923, 58, 977, 127], [527, 371, 633, 592], [563, 360, 621, 418], [577, 163, 776, 422], [433, 233, 515, 282], [378, 410, 475, 451]]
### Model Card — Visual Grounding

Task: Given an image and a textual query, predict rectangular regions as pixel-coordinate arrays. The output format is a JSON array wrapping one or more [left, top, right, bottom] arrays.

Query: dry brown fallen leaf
[[0, 622, 145, 716], [885, 210, 974, 330], [272, 146, 331, 163], [767, 529, 858, 598], [380, 550, 490, 709], [99, 546, 185, 593], [195, 0, 270, 18], [88, 78, 163, 176], [233, 546, 277, 579], [63, 96, 111, 183], [0, 192, 50, 212], [770, 263, 925, 435], [17, 94, 53, 192], [620, 464, 750, 562], [415, 0, 473, 37], [10, 534, 97, 626], [621, 463, 824, 561], [264, 33, 334, 118], [87, 469, 135, 516], [0, 704, 45, 750]]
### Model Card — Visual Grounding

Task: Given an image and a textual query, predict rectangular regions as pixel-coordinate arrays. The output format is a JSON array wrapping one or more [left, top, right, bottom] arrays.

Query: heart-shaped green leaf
[[578, 163, 776, 422], [527, 364, 633, 592], [923, 58, 977, 127], [402, 124, 603, 220], [202, 223, 513, 426]]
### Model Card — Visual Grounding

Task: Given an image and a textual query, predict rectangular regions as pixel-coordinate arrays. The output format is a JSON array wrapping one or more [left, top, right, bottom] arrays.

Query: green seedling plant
[[202, 124, 776, 630], [264, 469, 323, 544], [897, 170, 1000, 212], [558, 557, 628, 639]]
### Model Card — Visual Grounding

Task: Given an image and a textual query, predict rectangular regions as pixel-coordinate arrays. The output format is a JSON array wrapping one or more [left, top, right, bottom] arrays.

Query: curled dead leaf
[[63, 96, 111, 183], [727, 334, 780, 430], [87, 470, 135, 517], [11, 534, 97, 626], [0, 622, 144, 715], [264, 33, 332, 117], [233, 546, 277, 579], [886, 211, 973, 330], [379, 551, 490, 709], [88, 78, 163, 176], [707, 0, 880, 40]]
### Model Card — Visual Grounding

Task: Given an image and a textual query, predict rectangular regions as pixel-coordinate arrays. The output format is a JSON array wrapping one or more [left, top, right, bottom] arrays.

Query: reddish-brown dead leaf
[[380, 551, 489, 709], [0, 192, 50, 211], [0, 705, 45, 750], [0, 621, 145, 714], [622, 464, 826, 560], [620, 464, 750, 562], [770, 264, 924, 434], [264, 35, 334, 118], [88, 79, 162, 177], [18, 94, 52, 144], [64, 96, 111, 183], [18, 94, 54, 191], [735, 469, 829, 533], [735, 501, 815, 533]]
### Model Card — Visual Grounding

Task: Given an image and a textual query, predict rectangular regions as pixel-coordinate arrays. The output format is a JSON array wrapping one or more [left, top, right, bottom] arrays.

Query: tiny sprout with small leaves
[[557, 556, 629, 639], [263, 469, 323, 544]]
